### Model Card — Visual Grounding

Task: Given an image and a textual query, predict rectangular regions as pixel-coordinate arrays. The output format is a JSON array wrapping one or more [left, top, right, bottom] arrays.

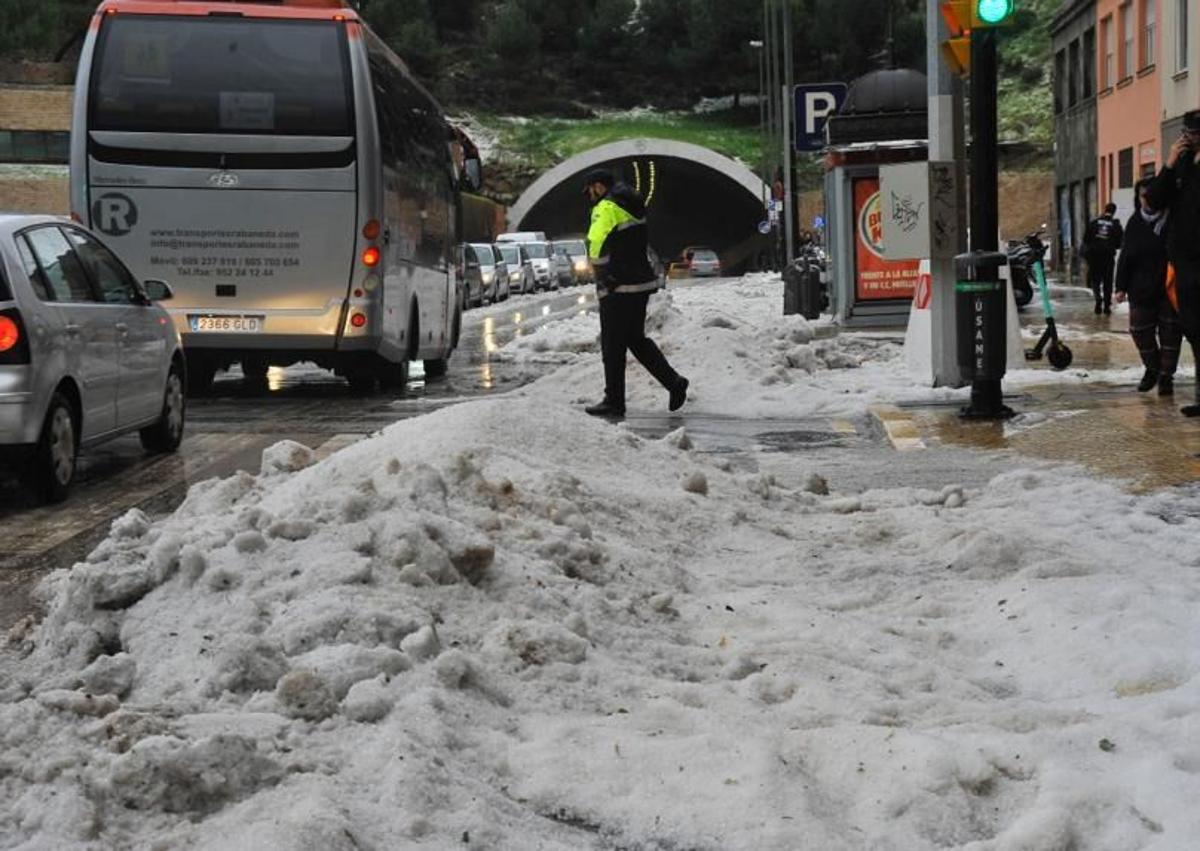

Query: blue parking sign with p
[[794, 83, 848, 152]]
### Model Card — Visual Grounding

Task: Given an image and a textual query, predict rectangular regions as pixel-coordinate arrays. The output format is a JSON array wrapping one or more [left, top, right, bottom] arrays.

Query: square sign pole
[[794, 83, 848, 152]]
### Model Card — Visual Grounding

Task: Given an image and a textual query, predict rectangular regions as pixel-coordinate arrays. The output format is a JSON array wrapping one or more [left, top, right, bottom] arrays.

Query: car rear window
[[693, 250, 718, 261], [91, 16, 353, 136], [0, 265, 10, 300]]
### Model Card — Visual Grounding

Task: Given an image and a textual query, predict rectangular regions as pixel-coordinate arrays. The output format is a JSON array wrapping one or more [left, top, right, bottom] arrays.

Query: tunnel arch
[[508, 139, 769, 274]]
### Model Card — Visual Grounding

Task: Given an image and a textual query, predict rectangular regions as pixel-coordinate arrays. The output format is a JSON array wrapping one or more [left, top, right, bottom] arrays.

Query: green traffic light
[[976, 0, 1014, 23]]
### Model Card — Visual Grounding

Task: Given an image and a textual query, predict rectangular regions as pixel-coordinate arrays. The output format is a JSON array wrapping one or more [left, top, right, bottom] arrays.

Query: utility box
[[880, 161, 961, 261]]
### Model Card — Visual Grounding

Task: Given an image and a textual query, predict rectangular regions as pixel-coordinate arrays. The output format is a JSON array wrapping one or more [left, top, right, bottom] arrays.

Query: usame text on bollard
[[955, 251, 1014, 419]]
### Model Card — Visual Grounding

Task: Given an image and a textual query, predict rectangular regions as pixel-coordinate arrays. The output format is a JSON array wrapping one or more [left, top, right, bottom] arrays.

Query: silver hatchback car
[[0, 214, 186, 502]]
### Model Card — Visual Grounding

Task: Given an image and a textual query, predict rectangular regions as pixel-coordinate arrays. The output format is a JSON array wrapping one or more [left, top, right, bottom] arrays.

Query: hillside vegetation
[[1, 0, 1057, 185]]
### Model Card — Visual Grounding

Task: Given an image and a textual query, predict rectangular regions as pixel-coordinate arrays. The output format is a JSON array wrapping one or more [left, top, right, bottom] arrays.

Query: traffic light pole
[[970, 29, 999, 256], [957, 26, 1013, 419]]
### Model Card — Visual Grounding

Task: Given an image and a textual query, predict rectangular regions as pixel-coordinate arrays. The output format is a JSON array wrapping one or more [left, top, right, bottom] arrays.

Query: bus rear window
[[91, 16, 353, 136]]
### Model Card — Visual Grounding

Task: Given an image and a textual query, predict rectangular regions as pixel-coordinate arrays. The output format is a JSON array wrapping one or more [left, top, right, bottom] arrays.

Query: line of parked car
[[457, 233, 593, 309]]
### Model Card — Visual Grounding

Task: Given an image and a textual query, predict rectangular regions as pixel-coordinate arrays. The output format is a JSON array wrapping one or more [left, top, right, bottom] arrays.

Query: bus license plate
[[190, 315, 263, 333]]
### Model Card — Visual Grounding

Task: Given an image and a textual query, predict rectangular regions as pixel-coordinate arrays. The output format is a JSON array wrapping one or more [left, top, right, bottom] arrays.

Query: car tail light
[[362, 246, 381, 267], [0, 309, 31, 365], [350, 312, 367, 328], [362, 219, 381, 240]]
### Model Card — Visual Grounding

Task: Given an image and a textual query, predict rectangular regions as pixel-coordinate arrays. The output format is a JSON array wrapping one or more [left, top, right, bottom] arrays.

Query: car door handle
[[64, 324, 81, 337]]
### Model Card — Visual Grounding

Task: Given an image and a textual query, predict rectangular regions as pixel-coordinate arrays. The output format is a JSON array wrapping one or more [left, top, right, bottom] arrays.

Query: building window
[[1119, 2, 1134, 80], [1141, 0, 1156, 68], [1055, 49, 1066, 113], [1070, 38, 1080, 105], [1179, 0, 1190, 73], [1101, 16, 1115, 88], [0, 130, 70, 164], [1086, 178, 1098, 224], [1140, 162, 1157, 178], [1083, 27, 1096, 96], [1118, 147, 1135, 188]]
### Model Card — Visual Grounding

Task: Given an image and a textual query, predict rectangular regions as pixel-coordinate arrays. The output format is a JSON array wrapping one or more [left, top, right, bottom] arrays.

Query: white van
[[496, 232, 547, 243]]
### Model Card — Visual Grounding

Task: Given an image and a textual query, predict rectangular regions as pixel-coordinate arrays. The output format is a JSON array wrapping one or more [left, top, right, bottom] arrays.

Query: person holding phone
[[1147, 110, 1200, 416]]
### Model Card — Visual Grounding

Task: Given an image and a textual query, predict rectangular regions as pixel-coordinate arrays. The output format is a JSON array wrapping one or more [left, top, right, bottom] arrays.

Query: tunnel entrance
[[509, 140, 768, 275]]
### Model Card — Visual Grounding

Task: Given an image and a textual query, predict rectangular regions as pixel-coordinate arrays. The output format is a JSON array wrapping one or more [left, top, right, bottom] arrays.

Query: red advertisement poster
[[854, 177, 920, 302]]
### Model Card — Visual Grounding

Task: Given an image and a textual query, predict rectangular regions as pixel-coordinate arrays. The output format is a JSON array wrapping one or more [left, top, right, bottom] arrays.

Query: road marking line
[[314, 434, 364, 459], [869, 405, 928, 452]]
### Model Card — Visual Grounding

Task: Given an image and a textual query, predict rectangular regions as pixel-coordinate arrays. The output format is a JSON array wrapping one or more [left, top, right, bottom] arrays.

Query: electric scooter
[[1021, 230, 1073, 370]]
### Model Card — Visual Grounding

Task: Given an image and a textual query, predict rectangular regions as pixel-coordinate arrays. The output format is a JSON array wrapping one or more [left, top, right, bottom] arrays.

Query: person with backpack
[[1147, 109, 1200, 416], [1114, 178, 1181, 395]]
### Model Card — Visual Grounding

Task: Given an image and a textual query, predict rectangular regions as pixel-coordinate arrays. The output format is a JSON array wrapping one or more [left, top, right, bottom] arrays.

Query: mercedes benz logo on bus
[[208, 171, 240, 189]]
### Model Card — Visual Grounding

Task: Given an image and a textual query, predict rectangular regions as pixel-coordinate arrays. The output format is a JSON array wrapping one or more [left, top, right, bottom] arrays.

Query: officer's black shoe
[[1103, 304, 1112, 315], [585, 400, 625, 418], [668, 377, 689, 412], [1138, 369, 1159, 392], [1159, 375, 1174, 396], [1094, 303, 1102, 315], [1181, 403, 1200, 417]]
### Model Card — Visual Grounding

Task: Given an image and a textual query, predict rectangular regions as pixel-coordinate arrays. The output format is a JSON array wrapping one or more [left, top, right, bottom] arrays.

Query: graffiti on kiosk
[[853, 178, 919, 302]]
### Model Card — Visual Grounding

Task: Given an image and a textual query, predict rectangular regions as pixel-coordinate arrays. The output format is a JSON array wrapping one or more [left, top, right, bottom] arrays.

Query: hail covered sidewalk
[[2, 276, 1199, 849]]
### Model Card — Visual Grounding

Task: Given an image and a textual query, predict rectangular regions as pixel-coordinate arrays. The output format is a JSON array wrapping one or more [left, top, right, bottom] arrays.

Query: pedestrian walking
[[1114, 178, 1182, 395], [581, 169, 688, 418], [1082, 202, 1124, 314], [1147, 109, 1200, 416]]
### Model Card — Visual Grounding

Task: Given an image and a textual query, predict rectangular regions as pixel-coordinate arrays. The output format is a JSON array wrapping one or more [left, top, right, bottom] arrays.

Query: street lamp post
[[750, 38, 767, 261]]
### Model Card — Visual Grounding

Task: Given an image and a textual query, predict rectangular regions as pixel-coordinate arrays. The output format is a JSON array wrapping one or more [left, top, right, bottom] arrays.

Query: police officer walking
[[582, 169, 688, 418], [1147, 109, 1200, 416], [1082, 202, 1124, 314]]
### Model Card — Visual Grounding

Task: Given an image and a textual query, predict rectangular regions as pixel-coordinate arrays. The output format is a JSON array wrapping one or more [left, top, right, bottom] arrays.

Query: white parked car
[[0, 214, 186, 502]]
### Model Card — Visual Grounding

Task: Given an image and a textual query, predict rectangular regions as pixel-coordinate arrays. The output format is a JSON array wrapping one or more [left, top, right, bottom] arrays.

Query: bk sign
[[794, 83, 848, 152]]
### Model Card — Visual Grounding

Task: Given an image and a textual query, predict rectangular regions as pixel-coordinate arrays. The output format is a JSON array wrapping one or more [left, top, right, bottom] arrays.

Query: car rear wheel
[[140, 365, 186, 453], [25, 392, 78, 504]]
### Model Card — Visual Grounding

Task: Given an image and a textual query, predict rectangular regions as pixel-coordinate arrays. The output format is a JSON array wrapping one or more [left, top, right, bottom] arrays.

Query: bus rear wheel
[[424, 358, 448, 379], [377, 357, 410, 391], [187, 360, 217, 397]]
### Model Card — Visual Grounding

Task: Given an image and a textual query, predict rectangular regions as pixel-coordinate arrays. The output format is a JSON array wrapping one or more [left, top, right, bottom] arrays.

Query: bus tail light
[[362, 246, 381, 267], [0, 309, 31, 365]]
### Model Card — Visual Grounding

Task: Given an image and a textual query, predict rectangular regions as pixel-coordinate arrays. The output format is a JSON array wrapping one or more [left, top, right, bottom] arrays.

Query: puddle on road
[[756, 430, 848, 451]]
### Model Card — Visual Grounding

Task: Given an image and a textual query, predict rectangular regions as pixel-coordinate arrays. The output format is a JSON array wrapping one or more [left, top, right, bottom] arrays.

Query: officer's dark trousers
[[600, 291, 679, 407], [1088, 257, 1115, 308]]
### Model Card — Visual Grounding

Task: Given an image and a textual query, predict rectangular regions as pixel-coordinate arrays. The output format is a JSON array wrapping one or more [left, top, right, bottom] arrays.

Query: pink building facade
[[1095, 0, 1162, 221]]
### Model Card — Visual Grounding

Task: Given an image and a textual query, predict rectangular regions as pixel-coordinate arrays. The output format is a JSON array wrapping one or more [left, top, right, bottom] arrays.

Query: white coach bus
[[70, 0, 463, 393]]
